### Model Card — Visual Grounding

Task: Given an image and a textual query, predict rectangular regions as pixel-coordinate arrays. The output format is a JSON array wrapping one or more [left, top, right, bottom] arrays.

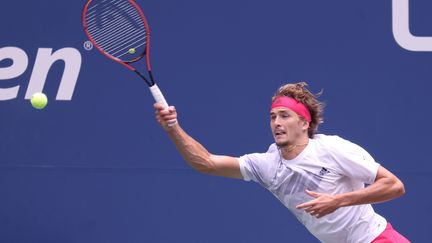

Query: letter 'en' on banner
[[0, 47, 81, 101]]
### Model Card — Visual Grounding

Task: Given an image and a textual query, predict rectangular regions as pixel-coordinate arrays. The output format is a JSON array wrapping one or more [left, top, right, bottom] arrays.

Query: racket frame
[[82, 0, 155, 87]]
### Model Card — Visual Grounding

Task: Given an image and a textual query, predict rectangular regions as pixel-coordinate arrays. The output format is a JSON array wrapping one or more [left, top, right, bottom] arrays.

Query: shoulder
[[313, 134, 359, 151], [311, 134, 374, 163], [313, 134, 377, 168], [312, 134, 346, 151], [240, 143, 280, 165], [238, 143, 281, 184], [313, 134, 346, 143]]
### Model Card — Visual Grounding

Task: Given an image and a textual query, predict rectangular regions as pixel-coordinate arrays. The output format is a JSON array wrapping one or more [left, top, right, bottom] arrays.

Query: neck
[[279, 138, 309, 160]]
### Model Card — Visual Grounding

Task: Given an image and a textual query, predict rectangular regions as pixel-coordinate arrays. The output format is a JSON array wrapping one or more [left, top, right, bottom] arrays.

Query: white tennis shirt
[[239, 134, 387, 243]]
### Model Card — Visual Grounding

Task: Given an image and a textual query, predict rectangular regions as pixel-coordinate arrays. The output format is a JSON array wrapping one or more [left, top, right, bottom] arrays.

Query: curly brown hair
[[272, 82, 324, 138]]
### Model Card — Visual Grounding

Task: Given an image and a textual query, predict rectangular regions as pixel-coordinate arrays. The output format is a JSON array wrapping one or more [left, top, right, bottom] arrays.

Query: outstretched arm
[[154, 103, 243, 179], [296, 166, 405, 218]]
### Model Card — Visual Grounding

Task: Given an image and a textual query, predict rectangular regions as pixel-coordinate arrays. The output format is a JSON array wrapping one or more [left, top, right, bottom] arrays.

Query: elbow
[[190, 159, 217, 175], [194, 163, 216, 175], [394, 178, 406, 198]]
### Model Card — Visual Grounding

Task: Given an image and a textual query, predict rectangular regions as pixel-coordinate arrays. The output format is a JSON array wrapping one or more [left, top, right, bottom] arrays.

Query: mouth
[[274, 130, 286, 137]]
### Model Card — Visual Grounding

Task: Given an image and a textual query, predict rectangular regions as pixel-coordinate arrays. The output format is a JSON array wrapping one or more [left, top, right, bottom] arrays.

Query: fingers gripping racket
[[82, 0, 168, 108]]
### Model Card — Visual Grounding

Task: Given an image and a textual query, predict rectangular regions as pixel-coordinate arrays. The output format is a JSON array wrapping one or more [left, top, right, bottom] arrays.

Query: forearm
[[296, 166, 405, 218], [154, 104, 241, 178], [166, 123, 215, 173], [337, 177, 405, 207]]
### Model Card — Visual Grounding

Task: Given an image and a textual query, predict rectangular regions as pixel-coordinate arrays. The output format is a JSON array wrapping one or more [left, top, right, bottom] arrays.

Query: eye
[[281, 113, 290, 118]]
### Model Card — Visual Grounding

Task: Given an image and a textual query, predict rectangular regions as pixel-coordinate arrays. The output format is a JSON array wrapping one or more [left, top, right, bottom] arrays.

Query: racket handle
[[150, 84, 177, 127], [149, 84, 169, 108]]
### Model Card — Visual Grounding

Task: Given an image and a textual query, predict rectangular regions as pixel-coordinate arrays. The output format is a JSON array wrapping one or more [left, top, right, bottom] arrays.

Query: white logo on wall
[[392, 0, 432, 51], [0, 47, 82, 101]]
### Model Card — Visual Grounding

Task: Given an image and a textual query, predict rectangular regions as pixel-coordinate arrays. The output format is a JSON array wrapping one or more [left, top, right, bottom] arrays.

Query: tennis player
[[154, 82, 409, 243]]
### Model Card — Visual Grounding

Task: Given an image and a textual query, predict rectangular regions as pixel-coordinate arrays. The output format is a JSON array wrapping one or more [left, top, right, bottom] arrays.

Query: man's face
[[270, 107, 308, 147]]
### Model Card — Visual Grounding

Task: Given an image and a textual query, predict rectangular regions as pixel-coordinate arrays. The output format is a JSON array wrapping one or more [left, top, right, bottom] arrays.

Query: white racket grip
[[150, 84, 177, 127], [149, 84, 169, 108]]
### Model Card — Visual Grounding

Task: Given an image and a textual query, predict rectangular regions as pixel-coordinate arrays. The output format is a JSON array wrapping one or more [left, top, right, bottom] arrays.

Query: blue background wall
[[1, 0, 429, 242]]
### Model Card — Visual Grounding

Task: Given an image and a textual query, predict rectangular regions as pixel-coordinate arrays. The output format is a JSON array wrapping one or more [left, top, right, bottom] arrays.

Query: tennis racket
[[82, 0, 168, 108]]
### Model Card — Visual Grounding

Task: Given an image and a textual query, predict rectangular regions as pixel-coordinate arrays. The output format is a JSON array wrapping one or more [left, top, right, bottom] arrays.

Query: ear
[[300, 118, 309, 131]]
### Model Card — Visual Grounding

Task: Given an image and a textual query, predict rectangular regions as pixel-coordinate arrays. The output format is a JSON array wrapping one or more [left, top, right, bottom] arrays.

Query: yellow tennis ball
[[30, 92, 48, 109], [128, 48, 136, 54]]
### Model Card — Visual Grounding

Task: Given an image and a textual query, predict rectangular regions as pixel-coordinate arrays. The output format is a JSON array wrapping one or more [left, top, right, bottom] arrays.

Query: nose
[[273, 116, 282, 126]]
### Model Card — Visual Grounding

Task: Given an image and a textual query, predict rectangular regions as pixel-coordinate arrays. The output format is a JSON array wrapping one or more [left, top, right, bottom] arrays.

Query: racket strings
[[88, 9, 141, 45], [84, 0, 148, 61]]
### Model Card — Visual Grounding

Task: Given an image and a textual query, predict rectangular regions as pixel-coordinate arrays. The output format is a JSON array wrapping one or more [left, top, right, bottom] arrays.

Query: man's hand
[[296, 190, 342, 218], [154, 103, 178, 130]]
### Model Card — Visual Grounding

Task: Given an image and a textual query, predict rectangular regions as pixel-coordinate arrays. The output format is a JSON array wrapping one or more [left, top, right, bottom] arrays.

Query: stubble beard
[[276, 140, 290, 148]]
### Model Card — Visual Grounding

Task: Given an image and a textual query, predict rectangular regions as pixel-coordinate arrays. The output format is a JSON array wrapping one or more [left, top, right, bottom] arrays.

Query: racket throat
[[134, 70, 155, 86]]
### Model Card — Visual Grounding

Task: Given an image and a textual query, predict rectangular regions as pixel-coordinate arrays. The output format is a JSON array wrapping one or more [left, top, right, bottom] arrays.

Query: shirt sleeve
[[327, 136, 380, 184], [238, 153, 267, 187], [238, 144, 278, 187]]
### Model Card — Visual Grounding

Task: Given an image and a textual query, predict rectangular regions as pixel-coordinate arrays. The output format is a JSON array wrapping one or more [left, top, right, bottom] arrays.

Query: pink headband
[[271, 96, 312, 122]]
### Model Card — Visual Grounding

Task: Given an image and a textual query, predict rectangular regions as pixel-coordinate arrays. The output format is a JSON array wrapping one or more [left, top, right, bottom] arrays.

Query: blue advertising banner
[[1, 0, 429, 242]]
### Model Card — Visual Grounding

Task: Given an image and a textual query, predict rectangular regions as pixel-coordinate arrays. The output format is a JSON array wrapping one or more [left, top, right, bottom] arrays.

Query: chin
[[275, 140, 289, 147]]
